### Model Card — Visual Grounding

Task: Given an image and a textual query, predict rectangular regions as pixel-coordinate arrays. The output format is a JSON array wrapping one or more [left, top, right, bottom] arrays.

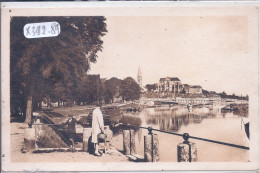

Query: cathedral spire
[[138, 65, 142, 77]]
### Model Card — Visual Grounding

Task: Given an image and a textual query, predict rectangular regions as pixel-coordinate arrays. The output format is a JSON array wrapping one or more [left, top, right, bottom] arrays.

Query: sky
[[89, 16, 253, 96]]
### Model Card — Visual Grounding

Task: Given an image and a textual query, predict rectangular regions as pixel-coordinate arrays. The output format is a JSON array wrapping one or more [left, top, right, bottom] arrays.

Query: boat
[[245, 122, 250, 139], [221, 105, 233, 112], [242, 117, 250, 139], [161, 100, 178, 105]]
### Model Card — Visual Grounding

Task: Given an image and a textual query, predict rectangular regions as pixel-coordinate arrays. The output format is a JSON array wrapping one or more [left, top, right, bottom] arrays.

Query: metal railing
[[41, 116, 72, 146], [31, 113, 249, 162], [124, 124, 249, 150]]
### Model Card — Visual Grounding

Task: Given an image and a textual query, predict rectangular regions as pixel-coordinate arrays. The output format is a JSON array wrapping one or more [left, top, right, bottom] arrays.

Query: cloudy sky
[[90, 16, 253, 96]]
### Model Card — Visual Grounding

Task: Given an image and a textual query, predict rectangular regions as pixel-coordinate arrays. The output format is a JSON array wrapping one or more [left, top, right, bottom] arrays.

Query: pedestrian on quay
[[63, 114, 77, 149], [91, 102, 105, 156], [187, 103, 193, 113]]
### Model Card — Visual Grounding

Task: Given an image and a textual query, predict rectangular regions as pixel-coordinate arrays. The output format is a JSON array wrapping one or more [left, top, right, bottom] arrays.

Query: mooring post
[[23, 126, 36, 152], [83, 128, 92, 152], [123, 129, 136, 155], [32, 123, 44, 143], [104, 125, 113, 149], [177, 133, 198, 162], [144, 126, 159, 162]]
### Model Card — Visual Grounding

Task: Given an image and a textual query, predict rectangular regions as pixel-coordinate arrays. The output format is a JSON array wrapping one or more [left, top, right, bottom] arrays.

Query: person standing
[[91, 102, 105, 156], [63, 114, 77, 149]]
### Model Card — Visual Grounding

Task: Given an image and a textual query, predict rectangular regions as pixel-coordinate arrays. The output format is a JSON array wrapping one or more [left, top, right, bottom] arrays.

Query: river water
[[112, 104, 249, 162]]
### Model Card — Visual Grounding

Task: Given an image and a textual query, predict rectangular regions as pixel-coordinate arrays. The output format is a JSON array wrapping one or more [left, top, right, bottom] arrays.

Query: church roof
[[160, 77, 180, 82]]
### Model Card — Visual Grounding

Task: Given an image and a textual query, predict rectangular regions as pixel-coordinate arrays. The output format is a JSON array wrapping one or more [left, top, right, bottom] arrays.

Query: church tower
[[137, 66, 142, 88]]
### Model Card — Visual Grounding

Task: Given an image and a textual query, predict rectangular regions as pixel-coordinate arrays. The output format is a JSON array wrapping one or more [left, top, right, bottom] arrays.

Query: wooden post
[[23, 127, 36, 152], [32, 123, 44, 138], [177, 133, 198, 162], [104, 125, 113, 149], [123, 129, 136, 155], [83, 128, 92, 152], [144, 127, 159, 162], [104, 126, 113, 141]]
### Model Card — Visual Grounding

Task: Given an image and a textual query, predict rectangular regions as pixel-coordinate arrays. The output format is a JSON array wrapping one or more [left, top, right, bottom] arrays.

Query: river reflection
[[112, 104, 249, 162], [123, 105, 223, 133]]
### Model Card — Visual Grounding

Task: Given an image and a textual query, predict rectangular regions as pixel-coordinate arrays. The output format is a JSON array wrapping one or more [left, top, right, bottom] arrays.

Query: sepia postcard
[[1, 2, 259, 172]]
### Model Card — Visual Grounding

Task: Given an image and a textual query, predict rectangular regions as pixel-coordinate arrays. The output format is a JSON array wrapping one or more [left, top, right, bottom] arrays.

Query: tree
[[11, 17, 107, 123], [219, 91, 227, 99], [145, 84, 157, 92], [75, 74, 103, 105], [202, 89, 209, 96], [104, 77, 122, 103], [120, 77, 141, 101]]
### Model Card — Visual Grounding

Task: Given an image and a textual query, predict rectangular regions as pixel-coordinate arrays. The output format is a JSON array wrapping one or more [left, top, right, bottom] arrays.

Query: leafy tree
[[145, 84, 157, 92], [120, 77, 141, 101], [104, 77, 122, 103], [202, 89, 209, 95], [50, 81, 75, 107], [75, 74, 103, 105], [11, 17, 107, 123], [10, 78, 26, 120], [219, 91, 227, 99]]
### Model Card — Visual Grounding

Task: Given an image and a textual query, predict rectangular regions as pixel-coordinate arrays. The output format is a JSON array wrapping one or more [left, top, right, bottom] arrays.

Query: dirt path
[[11, 122, 129, 162]]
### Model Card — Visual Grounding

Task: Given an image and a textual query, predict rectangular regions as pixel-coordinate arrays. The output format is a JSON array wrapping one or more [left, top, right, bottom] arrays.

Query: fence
[[120, 124, 249, 162], [25, 115, 249, 162]]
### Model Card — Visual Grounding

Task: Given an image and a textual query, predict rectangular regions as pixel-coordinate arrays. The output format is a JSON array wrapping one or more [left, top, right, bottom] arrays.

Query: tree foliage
[[104, 77, 122, 103], [11, 17, 107, 122], [75, 74, 103, 105], [145, 84, 157, 92], [219, 91, 248, 100], [120, 77, 141, 101]]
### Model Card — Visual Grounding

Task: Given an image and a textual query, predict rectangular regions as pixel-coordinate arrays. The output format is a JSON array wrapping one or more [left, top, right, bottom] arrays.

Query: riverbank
[[10, 122, 129, 162], [11, 103, 250, 162]]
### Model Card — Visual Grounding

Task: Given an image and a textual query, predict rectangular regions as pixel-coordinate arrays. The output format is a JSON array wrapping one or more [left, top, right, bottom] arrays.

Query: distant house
[[188, 85, 202, 94], [182, 84, 189, 93]]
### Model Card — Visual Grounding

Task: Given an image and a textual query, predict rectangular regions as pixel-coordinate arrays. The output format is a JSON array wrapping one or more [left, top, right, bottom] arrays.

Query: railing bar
[[152, 128, 183, 137], [43, 116, 71, 146], [188, 136, 249, 150], [124, 124, 249, 150], [33, 124, 61, 126], [126, 125, 183, 136]]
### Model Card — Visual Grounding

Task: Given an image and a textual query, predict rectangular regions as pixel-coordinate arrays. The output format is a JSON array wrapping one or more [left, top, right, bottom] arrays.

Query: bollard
[[177, 133, 198, 162], [104, 125, 113, 149], [144, 127, 159, 162], [23, 127, 36, 152], [83, 128, 92, 152], [123, 129, 136, 155], [32, 123, 44, 141]]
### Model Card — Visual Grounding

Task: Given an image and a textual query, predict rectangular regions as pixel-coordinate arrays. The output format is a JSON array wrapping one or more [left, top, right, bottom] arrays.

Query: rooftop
[[190, 85, 202, 88], [160, 77, 180, 82]]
